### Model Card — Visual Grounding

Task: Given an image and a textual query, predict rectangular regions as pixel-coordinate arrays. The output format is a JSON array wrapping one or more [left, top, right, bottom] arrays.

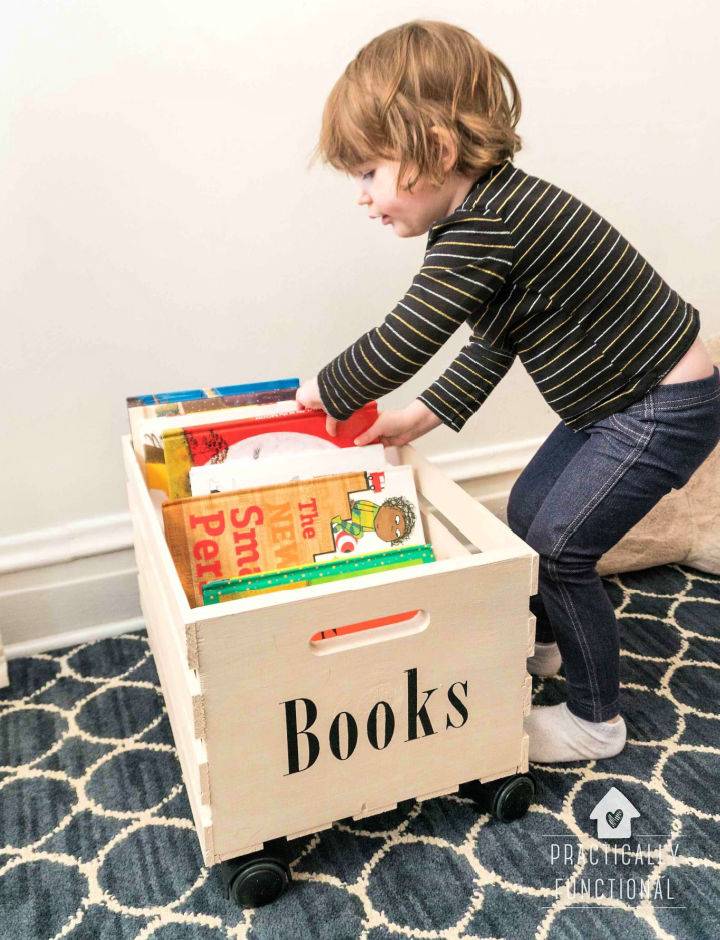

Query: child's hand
[[296, 376, 340, 436], [296, 377, 324, 411], [354, 399, 442, 447]]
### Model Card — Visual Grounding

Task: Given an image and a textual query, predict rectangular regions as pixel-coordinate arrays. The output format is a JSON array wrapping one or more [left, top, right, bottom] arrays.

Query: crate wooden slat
[[124, 468, 214, 863], [123, 434, 537, 866], [396, 443, 539, 588]]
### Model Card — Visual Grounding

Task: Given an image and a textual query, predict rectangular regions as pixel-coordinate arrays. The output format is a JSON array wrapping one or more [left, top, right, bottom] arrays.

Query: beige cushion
[[597, 334, 720, 576]]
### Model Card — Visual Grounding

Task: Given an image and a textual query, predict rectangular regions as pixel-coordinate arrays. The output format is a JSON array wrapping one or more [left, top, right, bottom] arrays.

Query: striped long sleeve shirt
[[317, 160, 700, 432]]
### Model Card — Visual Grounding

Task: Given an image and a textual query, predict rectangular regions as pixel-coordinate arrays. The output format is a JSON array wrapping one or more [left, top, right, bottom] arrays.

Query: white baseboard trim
[[0, 438, 539, 660], [0, 513, 133, 575], [0, 553, 142, 656], [4, 616, 146, 660], [431, 436, 544, 482]]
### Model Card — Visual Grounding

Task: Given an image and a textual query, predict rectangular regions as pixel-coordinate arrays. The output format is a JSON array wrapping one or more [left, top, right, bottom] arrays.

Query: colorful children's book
[[202, 544, 435, 603], [162, 462, 423, 606], [189, 443, 387, 496], [127, 378, 299, 408], [141, 400, 299, 495], [128, 378, 299, 468], [162, 402, 380, 500]]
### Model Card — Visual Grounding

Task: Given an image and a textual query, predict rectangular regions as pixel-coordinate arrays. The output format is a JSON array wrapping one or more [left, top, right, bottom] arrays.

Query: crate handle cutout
[[310, 609, 429, 656]]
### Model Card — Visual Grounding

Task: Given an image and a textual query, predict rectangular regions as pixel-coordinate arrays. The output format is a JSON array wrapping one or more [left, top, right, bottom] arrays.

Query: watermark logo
[[544, 786, 683, 908], [589, 786, 640, 839]]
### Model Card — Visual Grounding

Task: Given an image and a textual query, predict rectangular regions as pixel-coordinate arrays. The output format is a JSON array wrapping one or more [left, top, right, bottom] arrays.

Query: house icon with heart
[[590, 786, 640, 839]]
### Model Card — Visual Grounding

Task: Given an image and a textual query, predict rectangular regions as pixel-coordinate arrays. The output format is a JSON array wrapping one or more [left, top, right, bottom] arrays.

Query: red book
[[162, 403, 379, 499]]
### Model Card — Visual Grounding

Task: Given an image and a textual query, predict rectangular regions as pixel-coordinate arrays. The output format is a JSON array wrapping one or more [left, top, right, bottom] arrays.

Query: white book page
[[189, 443, 387, 495]]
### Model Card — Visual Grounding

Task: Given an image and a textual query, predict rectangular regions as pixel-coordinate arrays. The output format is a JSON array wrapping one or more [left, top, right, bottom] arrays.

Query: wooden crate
[[123, 435, 537, 866]]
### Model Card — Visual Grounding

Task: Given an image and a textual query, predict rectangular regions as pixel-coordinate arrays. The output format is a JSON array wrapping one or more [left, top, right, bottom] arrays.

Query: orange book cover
[[162, 464, 423, 607]]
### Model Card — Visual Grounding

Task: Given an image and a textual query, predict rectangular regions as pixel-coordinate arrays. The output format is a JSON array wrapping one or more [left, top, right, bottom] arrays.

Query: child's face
[[354, 159, 471, 238]]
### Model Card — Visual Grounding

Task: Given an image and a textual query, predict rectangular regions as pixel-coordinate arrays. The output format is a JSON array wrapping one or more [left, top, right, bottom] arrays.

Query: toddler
[[296, 20, 720, 763]]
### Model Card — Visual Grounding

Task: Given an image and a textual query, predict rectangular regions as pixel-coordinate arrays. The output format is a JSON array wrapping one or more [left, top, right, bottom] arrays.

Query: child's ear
[[431, 126, 458, 173]]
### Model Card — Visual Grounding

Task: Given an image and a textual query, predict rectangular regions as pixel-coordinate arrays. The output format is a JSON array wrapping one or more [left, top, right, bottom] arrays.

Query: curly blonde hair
[[315, 20, 522, 191]]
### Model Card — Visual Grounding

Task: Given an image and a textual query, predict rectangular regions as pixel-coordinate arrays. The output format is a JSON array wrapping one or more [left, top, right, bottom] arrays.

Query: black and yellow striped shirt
[[317, 159, 700, 432]]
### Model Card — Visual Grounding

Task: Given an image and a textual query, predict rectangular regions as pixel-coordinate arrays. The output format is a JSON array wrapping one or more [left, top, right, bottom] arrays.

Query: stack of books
[[127, 378, 435, 621]]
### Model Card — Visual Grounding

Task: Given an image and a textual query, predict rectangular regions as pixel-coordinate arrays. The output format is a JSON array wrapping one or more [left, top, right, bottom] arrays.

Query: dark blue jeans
[[507, 366, 720, 722]]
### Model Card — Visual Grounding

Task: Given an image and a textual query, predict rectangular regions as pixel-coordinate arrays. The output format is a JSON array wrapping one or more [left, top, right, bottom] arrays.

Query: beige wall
[[2, 0, 718, 536]]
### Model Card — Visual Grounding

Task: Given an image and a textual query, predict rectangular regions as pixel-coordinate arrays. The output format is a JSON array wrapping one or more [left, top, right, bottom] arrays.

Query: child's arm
[[295, 381, 440, 443], [313, 210, 515, 432], [418, 331, 516, 431]]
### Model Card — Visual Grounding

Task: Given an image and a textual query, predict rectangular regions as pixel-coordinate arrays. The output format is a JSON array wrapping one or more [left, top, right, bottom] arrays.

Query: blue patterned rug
[[1, 563, 718, 939]]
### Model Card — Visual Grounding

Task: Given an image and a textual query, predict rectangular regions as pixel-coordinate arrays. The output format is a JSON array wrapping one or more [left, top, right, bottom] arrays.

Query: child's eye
[[361, 170, 375, 181]]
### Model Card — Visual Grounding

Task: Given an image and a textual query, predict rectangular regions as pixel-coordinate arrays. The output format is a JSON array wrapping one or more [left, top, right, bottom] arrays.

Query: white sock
[[524, 702, 626, 763], [527, 640, 562, 677]]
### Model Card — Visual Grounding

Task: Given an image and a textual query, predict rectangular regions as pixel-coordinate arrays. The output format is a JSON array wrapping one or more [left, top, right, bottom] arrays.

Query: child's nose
[[357, 191, 371, 206]]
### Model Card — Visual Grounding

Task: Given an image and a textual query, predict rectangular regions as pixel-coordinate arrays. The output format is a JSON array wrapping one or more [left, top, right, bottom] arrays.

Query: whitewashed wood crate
[[123, 435, 537, 902]]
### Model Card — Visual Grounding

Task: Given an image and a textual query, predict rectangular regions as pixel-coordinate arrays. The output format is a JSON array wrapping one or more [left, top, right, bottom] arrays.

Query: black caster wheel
[[460, 771, 536, 822], [221, 839, 292, 908], [229, 859, 290, 908]]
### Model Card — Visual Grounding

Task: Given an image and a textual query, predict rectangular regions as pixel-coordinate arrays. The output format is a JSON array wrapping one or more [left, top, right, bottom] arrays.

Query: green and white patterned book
[[202, 544, 436, 604]]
